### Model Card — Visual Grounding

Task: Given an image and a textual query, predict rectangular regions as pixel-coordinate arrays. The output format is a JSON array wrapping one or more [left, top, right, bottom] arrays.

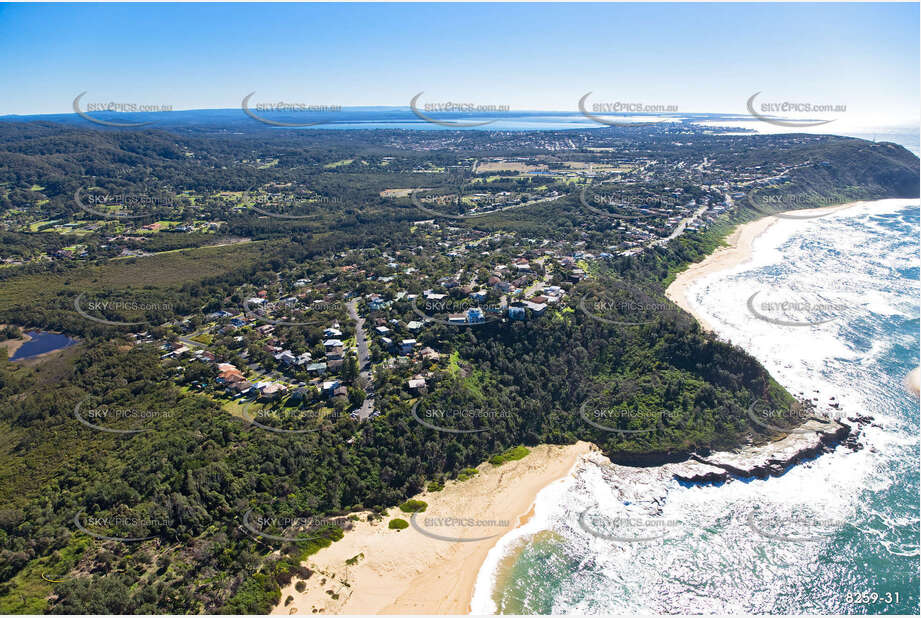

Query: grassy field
[[28, 220, 60, 231], [475, 161, 546, 173], [0, 537, 92, 614], [0, 241, 268, 312], [323, 158, 354, 168]]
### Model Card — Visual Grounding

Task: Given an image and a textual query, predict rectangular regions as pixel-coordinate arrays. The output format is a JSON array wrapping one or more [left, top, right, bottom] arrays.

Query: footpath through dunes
[[271, 442, 595, 615]]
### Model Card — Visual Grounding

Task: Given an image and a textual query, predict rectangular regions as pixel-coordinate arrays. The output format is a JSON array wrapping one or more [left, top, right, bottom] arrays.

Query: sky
[[0, 2, 918, 127]]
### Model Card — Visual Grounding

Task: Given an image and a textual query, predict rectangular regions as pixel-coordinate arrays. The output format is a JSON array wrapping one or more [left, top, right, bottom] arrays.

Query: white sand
[[666, 201, 872, 332], [271, 442, 595, 615]]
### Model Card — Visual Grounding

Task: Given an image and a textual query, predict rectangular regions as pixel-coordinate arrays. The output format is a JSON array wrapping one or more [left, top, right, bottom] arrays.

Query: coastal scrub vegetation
[[398, 500, 428, 513], [0, 122, 917, 613], [489, 445, 530, 465]]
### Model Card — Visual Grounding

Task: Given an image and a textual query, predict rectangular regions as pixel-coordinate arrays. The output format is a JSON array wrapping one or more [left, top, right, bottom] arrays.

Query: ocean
[[471, 198, 920, 614], [6, 109, 916, 155]]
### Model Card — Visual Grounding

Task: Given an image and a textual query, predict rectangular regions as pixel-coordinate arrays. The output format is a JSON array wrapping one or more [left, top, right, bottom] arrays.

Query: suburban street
[[347, 299, 375, 420]]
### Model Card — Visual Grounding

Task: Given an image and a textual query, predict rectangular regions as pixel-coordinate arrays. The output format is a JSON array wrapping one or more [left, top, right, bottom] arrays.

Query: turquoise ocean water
[[471, 133, 919, 615]]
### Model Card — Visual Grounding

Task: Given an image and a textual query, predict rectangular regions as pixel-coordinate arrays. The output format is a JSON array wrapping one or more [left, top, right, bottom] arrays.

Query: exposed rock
[[670, 459, 729, 484], [676, 416, 852, 482], [607, 449, 694, 467]]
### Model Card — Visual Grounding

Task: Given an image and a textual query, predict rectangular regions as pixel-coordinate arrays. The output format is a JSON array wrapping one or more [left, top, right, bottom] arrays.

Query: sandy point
[[0, 326, 31, 359], [271, 441, 595, 615]]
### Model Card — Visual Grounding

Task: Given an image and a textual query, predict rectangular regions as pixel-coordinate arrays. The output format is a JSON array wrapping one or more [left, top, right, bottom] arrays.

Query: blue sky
[[0, 2, 918, 126]]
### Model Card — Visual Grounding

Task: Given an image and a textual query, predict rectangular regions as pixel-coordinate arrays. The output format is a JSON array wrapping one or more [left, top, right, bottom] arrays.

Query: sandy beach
[[271, 441, 595, 615], [666, 200, 872, 332], [0, 326, 31, 359]]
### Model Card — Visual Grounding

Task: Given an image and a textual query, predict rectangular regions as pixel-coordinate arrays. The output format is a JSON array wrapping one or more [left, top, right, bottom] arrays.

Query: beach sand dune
[[272, 442, 594, 615]]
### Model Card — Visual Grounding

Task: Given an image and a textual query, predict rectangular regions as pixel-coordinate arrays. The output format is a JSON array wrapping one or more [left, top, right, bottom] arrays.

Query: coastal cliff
[[672, 416, 854, 484]]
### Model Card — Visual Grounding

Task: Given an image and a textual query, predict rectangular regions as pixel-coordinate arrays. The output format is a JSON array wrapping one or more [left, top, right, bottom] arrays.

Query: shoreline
[[0, 329, 32, 359], [0, 327, 78, 363], [665, 199, 875, 333], [271, 441, 594, 615], [271, 197, 909, 616]]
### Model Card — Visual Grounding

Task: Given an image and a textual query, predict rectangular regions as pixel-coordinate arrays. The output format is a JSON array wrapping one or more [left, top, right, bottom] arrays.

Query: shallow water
[[9, 330, 77, 361], [473, 199, 920, 615]]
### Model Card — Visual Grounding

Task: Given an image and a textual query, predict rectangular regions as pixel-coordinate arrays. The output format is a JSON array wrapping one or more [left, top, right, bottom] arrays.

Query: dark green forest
[[0, 121, 917, 613]]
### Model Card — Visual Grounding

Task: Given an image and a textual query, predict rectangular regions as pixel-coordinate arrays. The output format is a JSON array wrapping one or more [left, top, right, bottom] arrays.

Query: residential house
[[419, 346, 439, 360], [257, 381, 287, 401], [467, 307, 485, 323], [275, 350, 296, 365], [525, 301, 547, 315], [305, 362, 327, 375], [217, 363, 244, 384], [368, 295, 388, 311], [228, 380, 253, 397], [289, 387, 314, 403]]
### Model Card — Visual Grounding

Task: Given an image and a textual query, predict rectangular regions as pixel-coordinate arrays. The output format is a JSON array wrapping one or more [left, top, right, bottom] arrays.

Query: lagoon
[[10, 331, 77, 361]]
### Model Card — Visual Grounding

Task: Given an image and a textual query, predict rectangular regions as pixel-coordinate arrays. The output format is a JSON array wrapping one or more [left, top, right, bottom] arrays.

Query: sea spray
[[476, 199, 919, 614]]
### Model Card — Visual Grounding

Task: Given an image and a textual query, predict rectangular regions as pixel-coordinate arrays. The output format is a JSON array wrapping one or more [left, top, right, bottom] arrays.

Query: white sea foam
[[469, 468, 580, 614], [472, 199, 919, 614]]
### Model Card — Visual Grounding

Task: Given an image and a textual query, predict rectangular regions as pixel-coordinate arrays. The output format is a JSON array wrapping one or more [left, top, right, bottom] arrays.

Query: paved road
[[648, 202, 710, 250], [178, 333, 277, 382], [347, 299, 375, 420], [178, 334, 208, 349]]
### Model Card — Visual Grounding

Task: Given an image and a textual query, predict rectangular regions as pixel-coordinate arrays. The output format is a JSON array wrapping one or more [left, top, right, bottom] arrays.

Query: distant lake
[[10, 331, 77, 361], [4, 109, 916, 154]]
